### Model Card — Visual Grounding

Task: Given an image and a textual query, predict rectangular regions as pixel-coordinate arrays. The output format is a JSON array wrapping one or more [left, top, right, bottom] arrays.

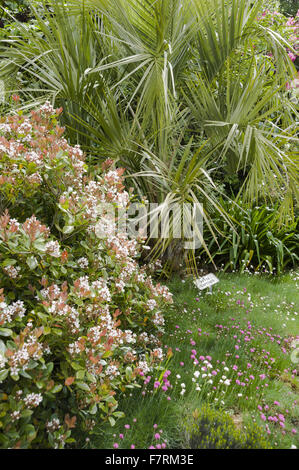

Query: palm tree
[[0, 0, 298, 272]]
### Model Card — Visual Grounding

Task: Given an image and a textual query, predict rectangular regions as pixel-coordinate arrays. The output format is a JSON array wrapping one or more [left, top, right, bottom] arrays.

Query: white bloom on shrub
[[147, 299, 157, 311], [3, 264, 21, 279], [91, 279, 111, 302], [0, 300, 26, 323], [152, 311, 165, 326], [115, 279, 126, 292], [78, 257, 89, 269], [0, 354, 6, 369], [138, 332, 149, 344], [105, 364, 120, 380], [194, 371, 200, 378], [40, 101, 55, 115], [46, 418, 61, 432], [18, 120, 32, 135], [0, 123, 11, 133], [25, 151, 43, 166], [68, 340, 82, 356], [136, 272, 146, 283], [28, 173, 42, 185], [10, 411, 21, 422], [137, 360, 151, 375], [24, 393, 43, 408], [123, 330, 137, 344], [45, 240, 61, 258], [152, 347, 163, 361]]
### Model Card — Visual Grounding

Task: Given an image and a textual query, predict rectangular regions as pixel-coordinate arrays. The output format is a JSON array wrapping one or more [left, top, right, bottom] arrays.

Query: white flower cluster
[[39, 285, 80, 334], [152, 347, 164, 361], [68, 339, 83, 356], [28, 172, 42, 185], [152, 311, 165, 327], [10, 411, 21, 422], [40, 101, 55, 115], [24, 393, 43, 408], [3, 264, 21, 279], [105, 364, 120, 380], [0, 123, 11, 134], [46, 418, 61, 432], [77, 257, 89, 269], [0, 300, 26, 324], [25, 150, 43, 167], [137, 359, 152, 375], [18, 120, 32, 135], [91, 279, 111, 302], [146, 299, 157, 311], [45, 240, 61, 258]]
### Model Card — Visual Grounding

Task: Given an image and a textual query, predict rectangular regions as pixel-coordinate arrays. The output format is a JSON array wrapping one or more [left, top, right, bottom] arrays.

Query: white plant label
[[194, 274, 219, 291]]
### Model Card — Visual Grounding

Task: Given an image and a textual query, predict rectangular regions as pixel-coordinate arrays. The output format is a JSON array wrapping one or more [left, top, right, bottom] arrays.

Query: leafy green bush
[[0, 103, 173, 448], [201, 199, 298, 274], [182, 405, 271, 449], [280, 0, 299, 18]]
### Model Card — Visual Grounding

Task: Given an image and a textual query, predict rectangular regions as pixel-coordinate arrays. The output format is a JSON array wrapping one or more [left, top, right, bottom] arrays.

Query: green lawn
[[85, 271, 299, 450]]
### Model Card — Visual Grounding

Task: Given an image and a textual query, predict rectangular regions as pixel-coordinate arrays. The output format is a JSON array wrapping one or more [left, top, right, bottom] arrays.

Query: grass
[[82, 270, 299, 450]]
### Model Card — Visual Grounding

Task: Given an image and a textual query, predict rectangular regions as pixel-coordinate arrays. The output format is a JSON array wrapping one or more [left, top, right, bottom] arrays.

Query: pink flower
[[125, 424, 130, 429], [131, 444, 135, 449], [113, 443, 119, 448], [154, 433, 161, 440], [288, 52, 297, 62]]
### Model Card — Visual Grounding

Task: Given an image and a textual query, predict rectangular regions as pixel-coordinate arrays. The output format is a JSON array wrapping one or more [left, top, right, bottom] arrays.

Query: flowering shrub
[[0, 103, 173, 448]]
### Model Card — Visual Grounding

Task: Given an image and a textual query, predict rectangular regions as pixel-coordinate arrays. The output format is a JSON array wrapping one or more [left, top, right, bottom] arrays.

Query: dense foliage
[[0, 0, 298, 273], [201, 200, 299, 274], [0, 104, 173, 448]]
